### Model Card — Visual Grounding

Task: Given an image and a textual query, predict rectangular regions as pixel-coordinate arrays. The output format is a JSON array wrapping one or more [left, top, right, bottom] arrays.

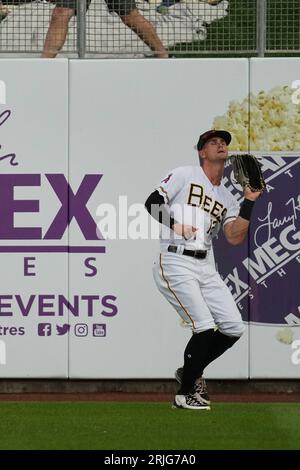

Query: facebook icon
[[38, 323, 52, 336]]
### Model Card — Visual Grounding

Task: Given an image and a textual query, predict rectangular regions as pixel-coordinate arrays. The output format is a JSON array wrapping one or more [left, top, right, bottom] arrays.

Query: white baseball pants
[[153, 251, 245, 337]]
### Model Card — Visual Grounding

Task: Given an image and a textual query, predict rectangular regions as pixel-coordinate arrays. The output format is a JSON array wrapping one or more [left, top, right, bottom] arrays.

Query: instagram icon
[[74, 324, 88, 337]]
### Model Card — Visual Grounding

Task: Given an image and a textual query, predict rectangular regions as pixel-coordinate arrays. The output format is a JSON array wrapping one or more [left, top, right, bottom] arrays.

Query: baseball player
[[145, 129, 262, 410]]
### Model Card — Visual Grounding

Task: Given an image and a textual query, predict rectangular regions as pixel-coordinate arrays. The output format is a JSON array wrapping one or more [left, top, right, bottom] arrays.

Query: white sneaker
[[173, 393, 211, 410], [175, 367, 211, 405]]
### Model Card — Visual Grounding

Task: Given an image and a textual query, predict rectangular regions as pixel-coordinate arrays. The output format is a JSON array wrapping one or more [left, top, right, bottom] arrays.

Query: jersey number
[[207, 219, 218, 234]]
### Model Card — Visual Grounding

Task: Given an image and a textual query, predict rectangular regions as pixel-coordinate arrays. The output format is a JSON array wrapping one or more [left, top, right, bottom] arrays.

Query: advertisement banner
[[0, 60, 69, 377], [213, 58, 300, 378], [214, 154, 300, 377], [2, 58, 298, 379], [249, 59, 300, 377]]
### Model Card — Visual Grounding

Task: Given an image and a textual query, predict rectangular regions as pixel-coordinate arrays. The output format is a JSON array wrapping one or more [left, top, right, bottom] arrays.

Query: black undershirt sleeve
[[145, 190, 176, 229]]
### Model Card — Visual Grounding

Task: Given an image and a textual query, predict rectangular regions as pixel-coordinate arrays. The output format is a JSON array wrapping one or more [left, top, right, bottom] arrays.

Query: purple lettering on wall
[[0, 246, 106, 253], [0, 295, 13, 316], [24, 257, 36, 276], [58, 295, 79, 317], [0, 110, 10, 127], [0, 294, 119, 317], [15, 294, 35, 316], [44, 174, 104, 240], [0, 110, 19, 166], [101, 295, 118, 317], [0, 148, 18, 166], [0, 174, 41, 239], [38, 295, 55, 316], [84, 257, 97, 277], [81, 295, 99, 317]]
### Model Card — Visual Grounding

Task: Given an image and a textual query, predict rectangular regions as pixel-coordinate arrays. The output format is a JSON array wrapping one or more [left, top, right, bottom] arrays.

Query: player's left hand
[[243, 185, 263, 201]]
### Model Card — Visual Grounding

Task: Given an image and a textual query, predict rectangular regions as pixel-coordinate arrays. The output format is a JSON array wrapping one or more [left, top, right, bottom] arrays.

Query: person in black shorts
[[0, 0, 168, 58]]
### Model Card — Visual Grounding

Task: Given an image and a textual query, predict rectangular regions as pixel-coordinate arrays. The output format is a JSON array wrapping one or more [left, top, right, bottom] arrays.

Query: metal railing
[[0, 0, 299, 57]]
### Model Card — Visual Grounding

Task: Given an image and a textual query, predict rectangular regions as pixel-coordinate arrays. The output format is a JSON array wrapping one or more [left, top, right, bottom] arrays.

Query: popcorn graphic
[[276, 327, 294, 345], [213, 86, 300, 151]]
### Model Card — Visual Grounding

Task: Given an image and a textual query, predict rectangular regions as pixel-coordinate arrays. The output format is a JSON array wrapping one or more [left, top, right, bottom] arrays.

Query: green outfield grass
[[1, 402, 300, 450], [174, 0, 300, 55]]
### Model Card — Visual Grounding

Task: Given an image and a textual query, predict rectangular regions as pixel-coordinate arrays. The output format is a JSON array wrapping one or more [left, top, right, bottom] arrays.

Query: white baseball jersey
[[152, 164, 245, 337], [157, 165, 240, 251]]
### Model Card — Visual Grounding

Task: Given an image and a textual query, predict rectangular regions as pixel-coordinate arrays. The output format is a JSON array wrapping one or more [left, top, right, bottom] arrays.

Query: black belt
[[168, 245, 207, 259]]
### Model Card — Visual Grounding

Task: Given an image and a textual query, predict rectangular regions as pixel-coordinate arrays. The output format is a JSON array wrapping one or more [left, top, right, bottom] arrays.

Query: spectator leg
[[120, 8, 169, 58], [42, 6, 74, 58]]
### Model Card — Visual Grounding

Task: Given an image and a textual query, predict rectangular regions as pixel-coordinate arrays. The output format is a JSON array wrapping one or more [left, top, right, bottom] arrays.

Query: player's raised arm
[[223, 187, 262, 245]]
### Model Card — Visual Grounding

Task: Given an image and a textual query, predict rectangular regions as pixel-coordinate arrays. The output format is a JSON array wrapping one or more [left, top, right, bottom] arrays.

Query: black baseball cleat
[[175, 367, 211, 405], [172, 393, 211, 410]]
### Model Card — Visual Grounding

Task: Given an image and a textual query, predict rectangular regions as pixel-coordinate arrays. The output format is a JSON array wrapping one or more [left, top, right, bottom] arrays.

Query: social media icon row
[[37, 323, 106, 337]]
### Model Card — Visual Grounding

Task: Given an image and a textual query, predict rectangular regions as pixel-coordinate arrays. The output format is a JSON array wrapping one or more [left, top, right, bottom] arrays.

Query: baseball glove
[[229, 154, 266, 192]]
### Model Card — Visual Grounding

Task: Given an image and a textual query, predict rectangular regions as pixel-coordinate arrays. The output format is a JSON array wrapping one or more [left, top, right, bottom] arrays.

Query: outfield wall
[[0, 58, 299, 378]]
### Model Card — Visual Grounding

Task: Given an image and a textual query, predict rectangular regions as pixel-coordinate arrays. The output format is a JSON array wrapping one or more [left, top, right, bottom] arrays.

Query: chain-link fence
[[266, 0, 300, 53], [0, 0, 299, 57]]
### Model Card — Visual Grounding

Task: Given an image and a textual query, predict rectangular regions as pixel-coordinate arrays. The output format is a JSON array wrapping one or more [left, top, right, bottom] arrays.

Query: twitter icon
[[56, 324, 71, 336]]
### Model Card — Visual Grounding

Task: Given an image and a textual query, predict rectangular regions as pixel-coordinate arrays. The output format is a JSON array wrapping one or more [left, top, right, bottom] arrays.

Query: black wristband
[[239, 199, 255, 221]]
